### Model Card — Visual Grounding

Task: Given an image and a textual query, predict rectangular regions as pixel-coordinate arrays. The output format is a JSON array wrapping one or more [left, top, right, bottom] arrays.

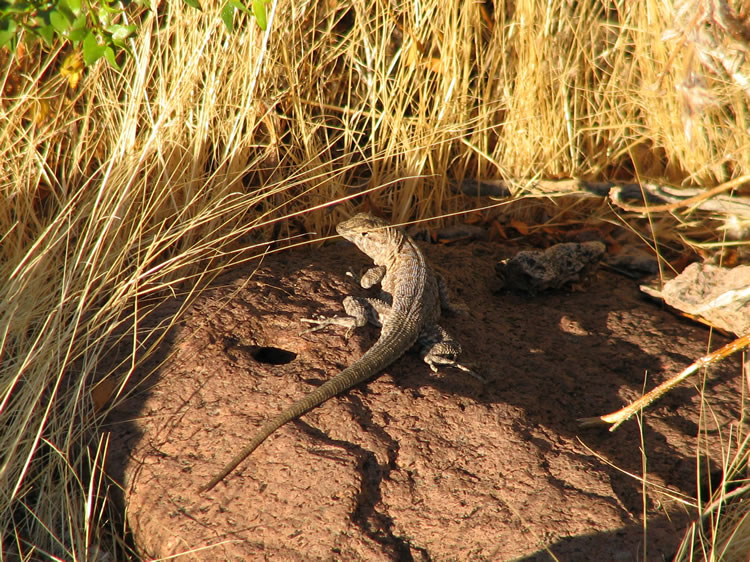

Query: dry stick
[[579, 332, 750, 432], [474, 176, 750, 218], [609, 174, 750, 213]]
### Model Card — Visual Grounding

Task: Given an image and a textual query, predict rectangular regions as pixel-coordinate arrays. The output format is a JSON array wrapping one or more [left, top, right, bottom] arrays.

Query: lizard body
[[200, 213, 476, 492]]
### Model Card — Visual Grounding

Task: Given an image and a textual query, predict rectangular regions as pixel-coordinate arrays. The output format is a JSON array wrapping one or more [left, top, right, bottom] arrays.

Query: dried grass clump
[[1, 0, 748, 557], [675, 420, 750, 561]]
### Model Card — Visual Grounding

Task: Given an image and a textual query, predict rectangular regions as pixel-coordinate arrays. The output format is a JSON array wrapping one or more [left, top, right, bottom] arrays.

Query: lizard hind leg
[[418, 325, 486, 383]]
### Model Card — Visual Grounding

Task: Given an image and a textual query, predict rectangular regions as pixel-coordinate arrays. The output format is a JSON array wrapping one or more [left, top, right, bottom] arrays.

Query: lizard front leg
[[302, 262, 391, 336], [301, 295, 391, 337], [353, 265, 386, 289]]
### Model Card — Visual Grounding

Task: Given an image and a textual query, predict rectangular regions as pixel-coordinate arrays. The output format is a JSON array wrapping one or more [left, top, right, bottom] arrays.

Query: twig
[[579, 332, 750, 431], [609, 174, 750, 214], [456, 177, 750, 219]]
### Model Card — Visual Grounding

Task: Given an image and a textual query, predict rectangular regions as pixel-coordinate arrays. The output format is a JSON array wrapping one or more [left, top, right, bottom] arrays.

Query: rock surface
[[659, 262, 750, 336], [106, 239, 742, 560]]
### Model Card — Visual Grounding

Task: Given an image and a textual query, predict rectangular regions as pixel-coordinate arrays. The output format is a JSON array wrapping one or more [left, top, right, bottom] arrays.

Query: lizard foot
[[453, 362, 486, 383], [300, 315, 359, 338], [425, 356, 486, 383], [443, 361, 486, 383]]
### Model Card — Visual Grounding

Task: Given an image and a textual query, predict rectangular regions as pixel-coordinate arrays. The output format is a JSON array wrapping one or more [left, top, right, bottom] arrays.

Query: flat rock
[[659, 262, 750, 336], [106, 240, 742, 561]]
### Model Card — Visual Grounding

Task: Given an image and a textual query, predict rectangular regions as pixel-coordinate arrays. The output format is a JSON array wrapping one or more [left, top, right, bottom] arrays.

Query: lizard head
[[336, 213, 405, 262]]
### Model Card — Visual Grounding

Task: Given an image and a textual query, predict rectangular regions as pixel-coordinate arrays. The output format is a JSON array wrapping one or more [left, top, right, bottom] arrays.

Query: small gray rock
[[496, 241, 606, 294]]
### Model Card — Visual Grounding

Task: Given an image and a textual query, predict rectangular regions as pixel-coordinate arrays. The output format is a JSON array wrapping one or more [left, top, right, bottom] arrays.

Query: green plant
[[218, 0, 270, 32], [0, 0, 271, 68], [0, 0, 137, 67]]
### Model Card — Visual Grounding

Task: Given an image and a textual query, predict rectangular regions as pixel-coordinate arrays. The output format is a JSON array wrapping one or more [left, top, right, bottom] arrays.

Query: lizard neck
[[377, 229, 413, 269]]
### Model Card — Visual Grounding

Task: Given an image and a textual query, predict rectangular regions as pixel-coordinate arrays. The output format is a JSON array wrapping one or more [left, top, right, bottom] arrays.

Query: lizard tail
[[199, 321, 418, 492]]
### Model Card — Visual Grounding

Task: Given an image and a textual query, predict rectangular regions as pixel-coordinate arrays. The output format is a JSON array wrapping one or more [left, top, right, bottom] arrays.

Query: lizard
[[200, 212, 479, 492]]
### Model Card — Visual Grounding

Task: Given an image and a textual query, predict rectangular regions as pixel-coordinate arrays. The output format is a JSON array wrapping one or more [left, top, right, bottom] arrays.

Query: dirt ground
[[106, 235, 742, 561]]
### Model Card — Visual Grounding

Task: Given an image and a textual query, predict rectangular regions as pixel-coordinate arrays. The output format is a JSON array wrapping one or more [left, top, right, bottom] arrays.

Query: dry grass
[[1, 0, 748, 558]]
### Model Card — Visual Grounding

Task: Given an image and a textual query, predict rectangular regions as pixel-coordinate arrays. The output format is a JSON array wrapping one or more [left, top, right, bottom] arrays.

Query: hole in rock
[[251, 346, 297, 365]]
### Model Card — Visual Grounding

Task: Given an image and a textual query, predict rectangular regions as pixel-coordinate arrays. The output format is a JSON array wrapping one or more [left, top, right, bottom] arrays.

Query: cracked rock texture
[[106, 240, 742, 560]]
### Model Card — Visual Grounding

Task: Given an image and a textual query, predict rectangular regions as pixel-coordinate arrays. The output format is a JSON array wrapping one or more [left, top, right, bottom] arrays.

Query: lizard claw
[[300, 315, 360, 337], [299, 317, 331, 335], [425, 356, 486, 383], [453, 363, 487, 383]]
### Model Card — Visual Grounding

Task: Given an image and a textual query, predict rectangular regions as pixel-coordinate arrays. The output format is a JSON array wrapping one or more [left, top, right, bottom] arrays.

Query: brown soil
[[106, 238, 742, 561]]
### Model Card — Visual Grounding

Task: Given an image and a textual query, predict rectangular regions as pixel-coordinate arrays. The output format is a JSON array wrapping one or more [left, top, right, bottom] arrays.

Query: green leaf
[[94, 5, 112, 27], [68, 13, 87, 42], [49, 9, 72, 33], [252, 0, 267, 30], [2, 4, 34, 15], [182, 0, 201, 10], [71, 13, 87, 29], [98, 1, 125, 14], [0, 20, 17, 50], [107, 23, 135, 41], [82, 31, 105, 65], [36, 24, 55, 46], [68, 27, 87, 42], [62, 0, 83, 15], [220, 2, 234, 33], [103, 45, 120, 69], [227, 0, 250, 15]]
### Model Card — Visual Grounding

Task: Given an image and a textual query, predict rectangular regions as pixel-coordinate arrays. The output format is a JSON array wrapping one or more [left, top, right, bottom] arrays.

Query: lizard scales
[[200, 213, 473, 492]]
